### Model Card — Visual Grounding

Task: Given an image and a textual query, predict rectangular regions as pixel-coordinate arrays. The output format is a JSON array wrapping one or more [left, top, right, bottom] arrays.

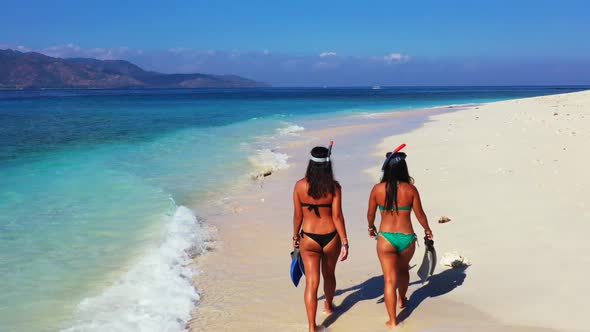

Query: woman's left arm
[[367, 185, 378, 238], [292, 183, 303, 248], [332, 185, 349, 261]]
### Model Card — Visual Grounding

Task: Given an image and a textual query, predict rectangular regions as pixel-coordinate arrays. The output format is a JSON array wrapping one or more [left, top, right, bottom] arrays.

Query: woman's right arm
[[331, 185, 349, 261], [412, 186, 433, 239], [292, 182, 303, 248]]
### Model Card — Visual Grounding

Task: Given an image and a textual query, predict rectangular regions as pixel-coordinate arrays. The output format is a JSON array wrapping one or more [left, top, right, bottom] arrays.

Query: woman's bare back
[[372, 181, 416, 234], [294, 178, 337, 234]]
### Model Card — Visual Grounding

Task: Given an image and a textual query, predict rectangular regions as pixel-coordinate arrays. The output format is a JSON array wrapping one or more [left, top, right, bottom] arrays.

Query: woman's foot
[[309, 324, 323, 332], [398, 296, 408, 309], [385, 320, 402, 329], [323, 300, 334, 314]]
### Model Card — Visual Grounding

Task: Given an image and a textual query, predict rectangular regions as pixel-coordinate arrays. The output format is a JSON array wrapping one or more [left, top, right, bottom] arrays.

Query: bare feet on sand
[[385, 320, 402, 329], [323, 300, 334, 314], [309, 324, 325, 332]]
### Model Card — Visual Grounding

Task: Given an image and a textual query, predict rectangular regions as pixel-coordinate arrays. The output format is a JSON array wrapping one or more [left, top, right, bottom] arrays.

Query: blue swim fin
[[290, 249, 304, 287]]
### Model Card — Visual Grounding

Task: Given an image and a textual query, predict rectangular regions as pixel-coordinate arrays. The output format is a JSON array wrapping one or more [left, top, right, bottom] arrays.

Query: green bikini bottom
[[379, 232, 417, 252]]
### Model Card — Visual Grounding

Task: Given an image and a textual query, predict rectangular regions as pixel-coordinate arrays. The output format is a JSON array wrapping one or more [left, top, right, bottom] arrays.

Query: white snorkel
[[327, 140, 333, 162]]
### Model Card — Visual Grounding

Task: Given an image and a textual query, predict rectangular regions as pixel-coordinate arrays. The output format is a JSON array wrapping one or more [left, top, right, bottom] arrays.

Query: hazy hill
[[0, 49, 268, 89]]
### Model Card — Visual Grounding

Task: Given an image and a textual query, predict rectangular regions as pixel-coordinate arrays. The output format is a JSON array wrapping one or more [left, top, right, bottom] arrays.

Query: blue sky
[[1, 0, 590, 86]]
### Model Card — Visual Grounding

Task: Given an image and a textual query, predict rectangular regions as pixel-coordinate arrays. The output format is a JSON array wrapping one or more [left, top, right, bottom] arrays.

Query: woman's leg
[[320, 235, 341, 313], [397, 241, 416, 308], [377, 235, 400, 328], [300, 236, 322, 332]]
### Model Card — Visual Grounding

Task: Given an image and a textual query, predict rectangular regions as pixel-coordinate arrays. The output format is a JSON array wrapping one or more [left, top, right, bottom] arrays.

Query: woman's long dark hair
[[305, 146, 339, 199], [381, 152, 413, 212]]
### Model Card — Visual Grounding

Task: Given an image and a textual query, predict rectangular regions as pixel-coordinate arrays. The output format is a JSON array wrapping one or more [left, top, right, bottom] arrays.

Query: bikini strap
[[300, 203, 331, 217]]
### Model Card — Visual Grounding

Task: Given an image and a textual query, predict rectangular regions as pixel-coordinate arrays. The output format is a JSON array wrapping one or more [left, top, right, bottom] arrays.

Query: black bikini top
[[300, 202, 332, 217]]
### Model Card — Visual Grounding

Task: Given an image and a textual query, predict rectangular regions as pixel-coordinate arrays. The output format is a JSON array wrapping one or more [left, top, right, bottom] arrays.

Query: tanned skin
[[293, 179, 348, 332]]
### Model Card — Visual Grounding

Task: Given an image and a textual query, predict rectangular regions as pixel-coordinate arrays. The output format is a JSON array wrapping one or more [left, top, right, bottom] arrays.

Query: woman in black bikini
[[292, 144, 349, 332]]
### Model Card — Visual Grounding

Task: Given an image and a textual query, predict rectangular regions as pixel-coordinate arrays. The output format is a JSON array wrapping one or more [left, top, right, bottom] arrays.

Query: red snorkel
[[392, 143, 406, 154]]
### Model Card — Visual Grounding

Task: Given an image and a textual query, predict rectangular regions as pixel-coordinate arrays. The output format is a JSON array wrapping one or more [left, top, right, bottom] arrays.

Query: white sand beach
[[189, 90, 590, 332]]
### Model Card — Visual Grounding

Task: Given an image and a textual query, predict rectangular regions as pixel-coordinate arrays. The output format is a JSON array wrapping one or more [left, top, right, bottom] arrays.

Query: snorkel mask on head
[[310, 141, 334, 163], [380, 143, 406, 181]]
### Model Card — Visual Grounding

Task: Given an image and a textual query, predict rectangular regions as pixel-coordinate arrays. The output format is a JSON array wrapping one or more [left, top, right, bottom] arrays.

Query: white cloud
[[16, 45, 31, 52], [382, 53, 410, 64], [2, 44, 411, 69], [28, 44, 132, 60], [319, 52, 337, 57]]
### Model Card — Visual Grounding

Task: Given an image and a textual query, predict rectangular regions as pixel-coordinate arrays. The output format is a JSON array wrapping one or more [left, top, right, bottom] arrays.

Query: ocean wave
[[350, 111, 380, 119], [277, 124, 305, 135], [62, 205, 211, 332], [248, 148, 290, 179]]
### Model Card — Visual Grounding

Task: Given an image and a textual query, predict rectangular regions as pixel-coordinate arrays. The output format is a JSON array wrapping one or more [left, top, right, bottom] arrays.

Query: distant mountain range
[[0, 49, 268, 89]]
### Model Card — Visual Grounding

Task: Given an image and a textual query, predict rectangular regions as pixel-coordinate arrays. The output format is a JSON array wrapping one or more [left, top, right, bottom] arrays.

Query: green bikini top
[[378, 204, 412, 211]]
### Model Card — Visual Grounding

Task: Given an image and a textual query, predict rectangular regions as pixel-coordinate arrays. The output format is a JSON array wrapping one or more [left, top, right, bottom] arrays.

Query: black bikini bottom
[[301, 230, 338, 248]]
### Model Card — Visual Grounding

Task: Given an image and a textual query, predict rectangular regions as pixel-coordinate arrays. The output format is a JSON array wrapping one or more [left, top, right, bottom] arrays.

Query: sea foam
[[249, 149, 290, 179], [277, 124, 305, 135], [63, 205, 210, 332]]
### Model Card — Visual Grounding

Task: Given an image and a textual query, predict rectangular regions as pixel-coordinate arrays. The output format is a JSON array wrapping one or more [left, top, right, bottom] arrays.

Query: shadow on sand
[[320, 275, 385, 328], [320, 266, 468, 327], [398, 266, 468, 323]]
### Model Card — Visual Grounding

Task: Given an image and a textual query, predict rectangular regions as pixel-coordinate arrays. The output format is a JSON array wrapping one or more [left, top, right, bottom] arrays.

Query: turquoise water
[[0, 86, 586, 331]]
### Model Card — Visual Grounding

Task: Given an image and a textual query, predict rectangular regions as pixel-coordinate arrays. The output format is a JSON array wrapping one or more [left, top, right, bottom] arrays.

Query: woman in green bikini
[[367, 148, 433, 329]]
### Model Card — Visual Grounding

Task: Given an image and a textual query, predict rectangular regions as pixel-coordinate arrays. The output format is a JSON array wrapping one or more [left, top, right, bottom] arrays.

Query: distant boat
[[372, 85, 381, 90]]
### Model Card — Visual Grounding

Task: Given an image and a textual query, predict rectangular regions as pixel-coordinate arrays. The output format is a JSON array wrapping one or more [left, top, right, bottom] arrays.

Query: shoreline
[[189, 90, 589, 332], [187, 104, 458, 331], [1, 88, 586, 332]]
